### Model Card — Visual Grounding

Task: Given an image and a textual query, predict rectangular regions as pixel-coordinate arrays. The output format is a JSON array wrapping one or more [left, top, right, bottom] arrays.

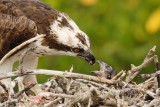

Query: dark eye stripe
[[79, 48, 84, 52], [42, 36, 71, 52]]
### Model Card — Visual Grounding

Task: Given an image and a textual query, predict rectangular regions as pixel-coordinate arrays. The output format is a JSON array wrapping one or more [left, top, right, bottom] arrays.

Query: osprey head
[[41, 13, 95, 65]]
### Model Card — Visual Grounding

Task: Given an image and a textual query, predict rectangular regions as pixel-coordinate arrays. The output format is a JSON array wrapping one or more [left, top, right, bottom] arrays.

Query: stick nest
[[0, 46, 160, 107]]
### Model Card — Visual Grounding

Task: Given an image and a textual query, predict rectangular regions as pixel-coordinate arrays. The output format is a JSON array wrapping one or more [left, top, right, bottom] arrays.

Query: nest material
[[0, 46, 160, 107]]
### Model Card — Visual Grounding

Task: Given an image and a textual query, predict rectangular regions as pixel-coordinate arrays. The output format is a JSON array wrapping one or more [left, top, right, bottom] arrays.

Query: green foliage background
[[37, 0, 160, 82]]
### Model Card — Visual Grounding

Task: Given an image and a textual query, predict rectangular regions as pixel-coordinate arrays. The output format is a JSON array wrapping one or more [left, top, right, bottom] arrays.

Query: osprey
[[0, 0, 95, 93]]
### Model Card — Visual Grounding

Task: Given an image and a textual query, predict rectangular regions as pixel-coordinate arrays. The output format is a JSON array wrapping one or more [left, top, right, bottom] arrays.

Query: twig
[[131, 55, 157, 73], [76, 79, 111, 91], [44, 97, 62, 107], [18, 47, 36, 72], [87, 98, 92, 107], [12, 83, 36, 98], [139, 74, 154, 79], [126, 55, 157, 83], [39, 92, 76, 99], [115, 90, 120, 107], [0, 69, 118, 85], [0, 81, 8, 93], [0, 34, 45, 64], [112, 70, 126, 80], [144, 45, 156, 62], [154, 55, 160, 88]]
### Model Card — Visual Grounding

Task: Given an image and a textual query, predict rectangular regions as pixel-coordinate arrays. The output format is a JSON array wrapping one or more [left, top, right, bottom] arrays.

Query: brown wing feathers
[[0, 0, 59, 60], [0, 13, 37, 59]]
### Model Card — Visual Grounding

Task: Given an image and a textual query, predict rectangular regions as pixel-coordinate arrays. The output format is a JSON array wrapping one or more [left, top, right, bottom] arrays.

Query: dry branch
[[0, 34, 45, 65], [0, 69, 118, 85]]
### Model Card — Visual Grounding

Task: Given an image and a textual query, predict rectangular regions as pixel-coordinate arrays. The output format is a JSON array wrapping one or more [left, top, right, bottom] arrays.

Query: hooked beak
[[77, 50, 95, 65]]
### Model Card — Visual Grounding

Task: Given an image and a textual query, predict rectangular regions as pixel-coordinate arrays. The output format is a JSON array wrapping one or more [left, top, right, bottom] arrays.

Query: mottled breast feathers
[[0, 0, 59, 59]]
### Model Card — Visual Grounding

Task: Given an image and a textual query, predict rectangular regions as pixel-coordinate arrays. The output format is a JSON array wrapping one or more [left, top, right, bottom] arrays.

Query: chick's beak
[[77, 50, 95, 65]]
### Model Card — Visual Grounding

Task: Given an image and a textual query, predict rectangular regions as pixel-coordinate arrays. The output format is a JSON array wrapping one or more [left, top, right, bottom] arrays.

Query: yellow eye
[[72, 48, 80, 53]]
